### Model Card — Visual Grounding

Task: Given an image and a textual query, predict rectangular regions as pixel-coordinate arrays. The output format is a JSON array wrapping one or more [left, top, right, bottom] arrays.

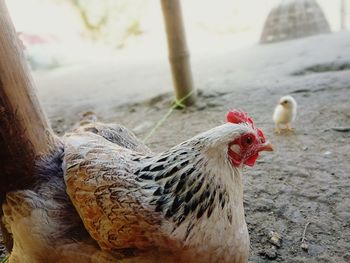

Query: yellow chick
[[273, 95, 297, 134]]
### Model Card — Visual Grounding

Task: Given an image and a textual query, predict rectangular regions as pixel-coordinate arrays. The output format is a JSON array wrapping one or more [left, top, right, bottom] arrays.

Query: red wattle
[[244, 153, 259, 167]]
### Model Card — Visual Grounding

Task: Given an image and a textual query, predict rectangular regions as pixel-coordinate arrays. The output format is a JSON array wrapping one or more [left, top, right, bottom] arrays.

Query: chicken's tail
[[1, 143, 90, 258]]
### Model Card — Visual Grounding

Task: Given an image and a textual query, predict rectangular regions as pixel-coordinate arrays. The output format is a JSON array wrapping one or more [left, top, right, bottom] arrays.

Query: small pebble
[[301, 242, 309, 251], [269, 231, 282, 247]]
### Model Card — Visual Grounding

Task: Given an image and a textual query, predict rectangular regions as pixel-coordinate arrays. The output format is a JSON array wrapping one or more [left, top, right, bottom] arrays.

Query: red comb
[[257, 128, 266, 142], [226, 110, 254, 125]]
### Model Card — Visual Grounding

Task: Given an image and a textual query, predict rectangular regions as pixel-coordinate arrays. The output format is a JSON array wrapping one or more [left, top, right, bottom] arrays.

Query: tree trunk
[[0, 0, 55, 202], [160, 0, 196, 106]]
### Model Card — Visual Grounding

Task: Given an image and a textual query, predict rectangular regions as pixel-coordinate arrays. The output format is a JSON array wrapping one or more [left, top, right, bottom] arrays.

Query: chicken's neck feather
[[133, 137, 244, 240]]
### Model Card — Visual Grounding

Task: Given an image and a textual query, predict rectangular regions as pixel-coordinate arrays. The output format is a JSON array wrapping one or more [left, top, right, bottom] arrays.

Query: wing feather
[[63, 132, 165, 253]]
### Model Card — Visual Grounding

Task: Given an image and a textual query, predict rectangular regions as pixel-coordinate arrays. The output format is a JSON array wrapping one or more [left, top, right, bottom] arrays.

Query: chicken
[[273, 95, 297, 134], [2, 110, 272, 263]]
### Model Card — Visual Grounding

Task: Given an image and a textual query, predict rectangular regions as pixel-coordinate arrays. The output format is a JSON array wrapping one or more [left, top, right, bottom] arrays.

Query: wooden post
[[340, 0, 346, 30], [160, 0, 196, 106], [0, 0, 55, 201]]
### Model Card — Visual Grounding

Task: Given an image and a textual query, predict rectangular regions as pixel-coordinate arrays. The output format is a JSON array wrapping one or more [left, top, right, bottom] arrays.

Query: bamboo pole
[[0, 0, 55, 201], [340, 0, 346, 30], [0, 1, 56, 251], [160, 0, 196, 106]]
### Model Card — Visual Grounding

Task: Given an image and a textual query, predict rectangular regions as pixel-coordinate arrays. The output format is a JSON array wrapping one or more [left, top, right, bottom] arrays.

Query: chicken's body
[[64, 123, 249, 262], [273, 95, 297, 133], [2, 111, 272, 263]]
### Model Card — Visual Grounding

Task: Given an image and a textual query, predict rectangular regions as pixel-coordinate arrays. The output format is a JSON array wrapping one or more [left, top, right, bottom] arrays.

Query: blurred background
[[7, 0, 349, 69], [5, 0, 349, 121], [2, 1, 350, 262]]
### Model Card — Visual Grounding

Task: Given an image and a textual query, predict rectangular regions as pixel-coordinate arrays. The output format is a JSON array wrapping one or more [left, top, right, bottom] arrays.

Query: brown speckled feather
[[63, 131, 168, 255]]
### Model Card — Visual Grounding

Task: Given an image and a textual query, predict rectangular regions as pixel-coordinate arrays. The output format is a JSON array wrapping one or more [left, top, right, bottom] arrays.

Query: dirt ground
[[1, 33, 350, 262]]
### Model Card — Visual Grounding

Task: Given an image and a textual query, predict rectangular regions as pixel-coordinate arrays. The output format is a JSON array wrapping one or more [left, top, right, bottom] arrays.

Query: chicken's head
[[279, 95, 296, 109], [226, 110, 273, 167]]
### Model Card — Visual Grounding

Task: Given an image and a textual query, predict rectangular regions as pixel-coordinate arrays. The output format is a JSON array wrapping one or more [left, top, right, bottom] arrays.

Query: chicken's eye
[[246, 136, 253, 145], [260, 137, 265, 143]]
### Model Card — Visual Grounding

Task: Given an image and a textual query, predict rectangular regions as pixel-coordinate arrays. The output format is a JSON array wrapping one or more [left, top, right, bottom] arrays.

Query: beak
[[259, 142, 274, 152]]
